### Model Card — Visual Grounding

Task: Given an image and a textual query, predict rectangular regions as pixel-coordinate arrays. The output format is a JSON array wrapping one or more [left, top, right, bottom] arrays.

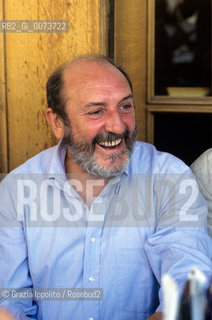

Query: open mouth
[[97, 138, 122, 149]]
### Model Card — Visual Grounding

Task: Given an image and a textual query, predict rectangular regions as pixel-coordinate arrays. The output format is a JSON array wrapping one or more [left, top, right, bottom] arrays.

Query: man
[[0, 55, 211, 320], [191, 148, 212, 238]]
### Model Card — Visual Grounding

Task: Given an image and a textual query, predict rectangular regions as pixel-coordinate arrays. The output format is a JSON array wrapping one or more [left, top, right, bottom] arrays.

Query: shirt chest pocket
[[115, 248, 159, 314]]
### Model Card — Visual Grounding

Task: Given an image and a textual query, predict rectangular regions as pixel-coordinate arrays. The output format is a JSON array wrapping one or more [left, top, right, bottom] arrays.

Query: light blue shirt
[[0, 140, 211, 320]]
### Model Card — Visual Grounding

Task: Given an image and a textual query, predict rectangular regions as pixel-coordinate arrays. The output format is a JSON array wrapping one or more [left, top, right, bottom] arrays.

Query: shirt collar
[[48, 139, 67, 179]]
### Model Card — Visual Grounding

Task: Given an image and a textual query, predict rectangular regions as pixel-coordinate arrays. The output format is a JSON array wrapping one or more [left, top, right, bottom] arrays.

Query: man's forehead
[[62, 59, 128, 87]]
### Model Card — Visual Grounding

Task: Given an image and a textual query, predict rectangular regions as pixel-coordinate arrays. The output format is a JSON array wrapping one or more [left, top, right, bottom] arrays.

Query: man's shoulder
[[0, 144, 61, 201], [9, 145, 58, 175], [190, 148, 212, 196], [191, 148, 212, 169], [129, 141, 189, 174]]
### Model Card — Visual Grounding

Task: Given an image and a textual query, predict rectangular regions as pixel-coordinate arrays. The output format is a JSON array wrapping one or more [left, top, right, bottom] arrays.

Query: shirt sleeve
[[144, 170, 212, 311], [0, 175, 38, 319]]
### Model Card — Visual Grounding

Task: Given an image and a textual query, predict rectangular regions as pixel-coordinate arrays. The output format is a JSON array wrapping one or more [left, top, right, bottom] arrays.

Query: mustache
[[92, 128, 130, 146]]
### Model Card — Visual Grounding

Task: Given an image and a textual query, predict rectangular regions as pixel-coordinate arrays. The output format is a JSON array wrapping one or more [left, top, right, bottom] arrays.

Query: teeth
[[99, 139, 121, 147]]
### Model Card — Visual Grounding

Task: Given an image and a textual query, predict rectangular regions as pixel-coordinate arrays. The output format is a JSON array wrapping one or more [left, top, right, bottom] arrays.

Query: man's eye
[[121, 104, 132, 111], [93, 110, 101, 114], [88, 110, 103, 116]]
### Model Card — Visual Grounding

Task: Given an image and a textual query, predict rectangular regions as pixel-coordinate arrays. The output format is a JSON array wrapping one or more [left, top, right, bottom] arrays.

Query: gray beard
[[63, 124, 137, 178]]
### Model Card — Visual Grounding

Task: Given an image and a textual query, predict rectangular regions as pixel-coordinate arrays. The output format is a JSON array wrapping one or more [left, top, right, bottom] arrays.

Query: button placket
[[82, 195, 109, 320]]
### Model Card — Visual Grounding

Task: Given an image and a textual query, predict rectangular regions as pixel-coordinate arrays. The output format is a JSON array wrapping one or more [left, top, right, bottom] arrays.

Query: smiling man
[[0, 55, 211, 320], [46, 57, 137, 181]]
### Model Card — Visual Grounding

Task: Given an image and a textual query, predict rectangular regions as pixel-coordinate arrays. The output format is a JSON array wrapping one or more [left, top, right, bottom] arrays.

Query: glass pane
[[155, 0, 212, 97]]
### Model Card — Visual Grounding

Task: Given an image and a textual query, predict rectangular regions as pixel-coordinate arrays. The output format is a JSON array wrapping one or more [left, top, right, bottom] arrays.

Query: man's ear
[[45, 108, 65, 139]]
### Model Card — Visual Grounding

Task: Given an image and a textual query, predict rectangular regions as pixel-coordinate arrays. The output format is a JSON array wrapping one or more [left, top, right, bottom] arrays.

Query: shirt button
[[90, 237, 96, 242], [89, 276, 95, 282]]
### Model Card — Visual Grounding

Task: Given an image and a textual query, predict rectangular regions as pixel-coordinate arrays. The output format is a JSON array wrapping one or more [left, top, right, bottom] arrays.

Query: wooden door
[[0, 0, 108, 173]]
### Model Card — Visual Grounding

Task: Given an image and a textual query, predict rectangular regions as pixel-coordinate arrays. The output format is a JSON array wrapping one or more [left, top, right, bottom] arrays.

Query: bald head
[[46, 55, 133, 123]]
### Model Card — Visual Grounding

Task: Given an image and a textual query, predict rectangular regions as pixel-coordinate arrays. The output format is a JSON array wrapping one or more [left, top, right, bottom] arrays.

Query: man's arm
[[145, 170, 212, 312], [0, 177, 38, 319]]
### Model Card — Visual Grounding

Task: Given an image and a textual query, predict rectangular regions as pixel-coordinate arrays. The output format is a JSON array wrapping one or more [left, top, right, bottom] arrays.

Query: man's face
[[62, 60, 137, 178]]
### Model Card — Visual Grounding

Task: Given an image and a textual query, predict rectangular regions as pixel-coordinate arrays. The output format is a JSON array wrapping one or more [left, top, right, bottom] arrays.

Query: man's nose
[[104, 110, 126, 134]]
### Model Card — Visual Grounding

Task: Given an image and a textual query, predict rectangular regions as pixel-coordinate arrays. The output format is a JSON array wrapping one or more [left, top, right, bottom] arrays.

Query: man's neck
[[65, 149, 108, 208]]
